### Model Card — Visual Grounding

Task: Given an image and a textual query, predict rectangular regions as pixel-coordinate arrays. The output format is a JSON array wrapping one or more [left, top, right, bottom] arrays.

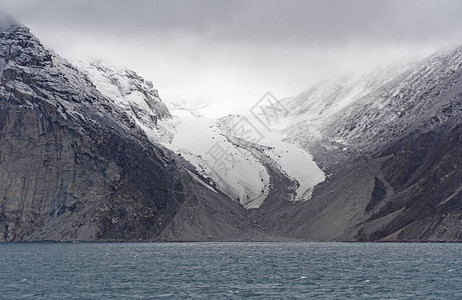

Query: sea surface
[[0, 242, 461, 299]]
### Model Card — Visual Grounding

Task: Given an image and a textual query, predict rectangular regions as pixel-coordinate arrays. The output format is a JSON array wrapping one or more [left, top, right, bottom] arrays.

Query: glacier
[[76, 59, 326, 208]]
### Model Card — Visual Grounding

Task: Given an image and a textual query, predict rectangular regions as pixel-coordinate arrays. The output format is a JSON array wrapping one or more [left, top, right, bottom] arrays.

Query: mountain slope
[[0, 21, 268, 241], [79, 64, 326, 209], [279, 45, 462, 241]]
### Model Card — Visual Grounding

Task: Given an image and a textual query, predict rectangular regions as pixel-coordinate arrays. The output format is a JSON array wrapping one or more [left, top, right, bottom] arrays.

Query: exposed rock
[[278, 44, 462, 241], [0, 22, 268, 242]]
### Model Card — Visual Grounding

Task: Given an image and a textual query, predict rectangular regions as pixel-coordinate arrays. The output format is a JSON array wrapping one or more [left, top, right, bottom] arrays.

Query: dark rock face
[[277, 45, 462, 242], [366, 177, 387, 212], [360, 123, 462, 241], [0, 24, 176, 241], [0, 23, 264, 242]]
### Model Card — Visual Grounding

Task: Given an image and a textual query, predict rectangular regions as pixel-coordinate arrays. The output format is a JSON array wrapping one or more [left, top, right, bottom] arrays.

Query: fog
[[2, 0, 462, 116]]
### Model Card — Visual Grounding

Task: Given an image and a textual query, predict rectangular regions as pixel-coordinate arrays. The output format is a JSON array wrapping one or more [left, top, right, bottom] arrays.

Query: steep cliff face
[[0, 22, 173, 241], [0, 21, 263, 241]]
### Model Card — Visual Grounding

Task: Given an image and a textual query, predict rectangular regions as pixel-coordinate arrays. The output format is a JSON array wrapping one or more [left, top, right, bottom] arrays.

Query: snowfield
[[161, 105, 325, 208], [161, 108, 271, 209]]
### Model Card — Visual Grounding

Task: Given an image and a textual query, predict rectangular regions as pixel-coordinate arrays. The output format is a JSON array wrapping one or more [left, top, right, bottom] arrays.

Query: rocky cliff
[[277, 45, 462, 241], [0, 21, 268, 242]]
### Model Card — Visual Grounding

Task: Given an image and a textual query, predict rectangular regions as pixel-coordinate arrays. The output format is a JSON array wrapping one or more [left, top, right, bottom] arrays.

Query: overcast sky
[[2, 0, 462, 116]]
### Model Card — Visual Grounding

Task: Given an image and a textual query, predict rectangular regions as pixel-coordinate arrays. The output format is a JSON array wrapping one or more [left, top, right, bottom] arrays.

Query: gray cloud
[[3, 0, 462, 45], [1, 0, 461, 114]]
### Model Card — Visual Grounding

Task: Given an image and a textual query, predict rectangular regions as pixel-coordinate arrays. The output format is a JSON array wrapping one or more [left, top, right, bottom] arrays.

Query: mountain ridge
[[277, 44, 462, 241], [2, 19, 462, 242], [0, 22, 273, 242]]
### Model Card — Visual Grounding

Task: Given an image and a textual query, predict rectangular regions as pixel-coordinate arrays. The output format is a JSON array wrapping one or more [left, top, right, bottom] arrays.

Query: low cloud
[[1, 0, 461, 114]]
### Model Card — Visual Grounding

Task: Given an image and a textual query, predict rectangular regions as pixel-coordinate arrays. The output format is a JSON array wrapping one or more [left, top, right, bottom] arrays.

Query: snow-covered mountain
[[77, 63, 326, 208], [74, 61, 172, 141], [286, 62, 413, 125], [284, 62, 414, 171], [275, 44, 462, 241], [0, 19, 272, 242], [33, 34, 462, 241], [325, 46, 462, 150], [286, 46, 462, 172], [3, 15, 462, 242]]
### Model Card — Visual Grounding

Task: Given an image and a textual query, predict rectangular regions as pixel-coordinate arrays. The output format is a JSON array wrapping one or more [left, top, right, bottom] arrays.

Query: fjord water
[[1, 243, 461, 299]]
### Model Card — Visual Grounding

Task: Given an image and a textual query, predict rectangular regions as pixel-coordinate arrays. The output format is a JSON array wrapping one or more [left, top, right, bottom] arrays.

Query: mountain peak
[[0, 19, 52, 72]]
